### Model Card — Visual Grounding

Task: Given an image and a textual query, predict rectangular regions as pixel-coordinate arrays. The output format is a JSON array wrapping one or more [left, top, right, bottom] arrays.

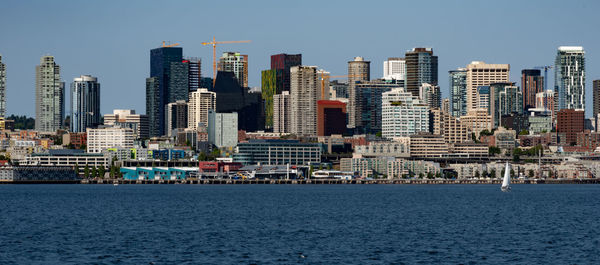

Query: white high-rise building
[[87, 127, 135, 153], [104, 109, 149, 139], [208, 110, 238, 148], [70, 75, 100, 133], [555, 46, 585, 110], [35, 55, 65, 133], [290, 66, 319, 136], [273, 91, 291, 133], [419, 83, 441, 109], [0, 54, 6, 118], [382, 88, 430, 138], [466, 61, 509, 112], [188, 88, 216, 130], [383, 57, 406, 81]]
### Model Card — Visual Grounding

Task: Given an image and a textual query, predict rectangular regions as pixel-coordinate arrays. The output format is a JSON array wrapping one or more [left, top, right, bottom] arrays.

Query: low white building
[[87, 127, 135, 153]]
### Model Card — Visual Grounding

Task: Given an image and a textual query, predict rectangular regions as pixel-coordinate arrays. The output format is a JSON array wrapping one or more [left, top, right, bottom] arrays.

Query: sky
[[1, 0, 599, 117]]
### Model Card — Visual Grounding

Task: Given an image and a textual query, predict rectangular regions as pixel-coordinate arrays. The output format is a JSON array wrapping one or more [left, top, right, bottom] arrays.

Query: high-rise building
[[594, 80, 600, 118], [556, 109, 584, 145], [70, 75, 100, 133], [382, 88, 429, 138], [188, 88, 216, 130], [489, 82, 523, 128], [555, 46, 585, 111], [218, 52, 248, 87], [355, 80, 401, 134], [419, 83, 441, 109], [261, 69, 284, 129], [536, 90, 556, 113], [271, 53, 302, 92], [317, 100, 347, 136], [521, 69, 544, 111], [347, 57, 370, 128], [460, 109, 492, 138], [35, 55, 64, 133], [466, 61, 510, 112], [273, 91, 291, 133], [477, 86, 491, 111], [405, 48, 438, 97], [147, 46, 186, 137], [383, 57, 406, 82], [290, 66, 319, 136], [449, 68, 467, 117], [442, 98, 450, 114], [103, 109, 149, 139], [208, 110, 238, 148], [183, 57, 201, 92], [165, 100, 188, 137], [0, 54, 6, 118]]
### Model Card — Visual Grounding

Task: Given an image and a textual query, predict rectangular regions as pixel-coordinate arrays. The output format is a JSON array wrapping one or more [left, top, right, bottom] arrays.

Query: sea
[[0, 184, 599, 264]]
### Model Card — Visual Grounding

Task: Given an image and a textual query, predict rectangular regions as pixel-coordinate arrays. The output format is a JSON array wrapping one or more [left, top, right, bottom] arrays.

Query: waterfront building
[[146, 46, 186, 137], [341, 157, 440, 179], [273, 91, 291, 133], [490, 82, 523, 128], [522, 69, 544, 111], [187, 88, 216, 131], [0, 166, 78, 182], [86, 127, 135, 153], [449, 68, 467, 117], [120, 167, 198, 181], [555, 46, 585, 110], [70, 75, 100, 133], [383, 57, 406, 82], [466, 61, 510, 112], [381, 88, 429, 138], [448, 142, 489, 158], [208, 110, 238, 148], [317, 100, 346, 136], [290, 66, 319, 136], [409, 133, 448, 158], [419, 83, 441, 109], [234, 139, 321, 166], [103, 109, 149, 139], [183, 57, 201, 92], [24, 149, 110, 167], [594, 80, 600, 118], [354, 140, 411, 158], [35, 55, 65, 133], [218, 52, 248, 87], [347, 57, 370, 128], [405, 48, 438, 97], [354, 80, 400, 134], [0, 54, 5, 118], [271, 53, 302, 92], [165, 100, 188, 137], [556, 109, 584, 145]]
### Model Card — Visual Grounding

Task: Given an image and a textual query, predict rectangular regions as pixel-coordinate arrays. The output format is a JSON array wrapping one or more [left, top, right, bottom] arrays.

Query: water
[[1, 184, 599, 264]]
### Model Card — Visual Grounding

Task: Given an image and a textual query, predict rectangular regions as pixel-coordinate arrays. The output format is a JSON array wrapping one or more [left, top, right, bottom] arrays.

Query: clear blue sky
[[1, 0, 598, 117]]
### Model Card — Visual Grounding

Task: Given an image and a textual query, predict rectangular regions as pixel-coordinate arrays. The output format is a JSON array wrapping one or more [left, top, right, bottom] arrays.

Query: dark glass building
[[70, 75, 100, 133], [213, 71, 264, 132], [521, 69, 543, 111], [270, 53, 302, 92], [317, 100, 347, 136], [405, 48, 438, 97]]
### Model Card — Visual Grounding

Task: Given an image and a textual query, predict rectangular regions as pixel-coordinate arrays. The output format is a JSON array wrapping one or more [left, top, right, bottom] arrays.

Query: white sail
[[501, 162, 511, 191]]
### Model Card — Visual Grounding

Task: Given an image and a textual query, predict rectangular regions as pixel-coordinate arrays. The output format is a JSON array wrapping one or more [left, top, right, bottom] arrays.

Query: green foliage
[[528, 169, 535, 178], [6, 115, 35, 130], [490, 169, 497, 178], [98, 166, 106, 179], [480, 129, 494, 136], [375, 132, 382, 138], [489, 146, 501, 155], [74, 164, 80, 175], [84, 165, 90, 178], [519, 130, 529, 135], [474, 171, 480, 178]]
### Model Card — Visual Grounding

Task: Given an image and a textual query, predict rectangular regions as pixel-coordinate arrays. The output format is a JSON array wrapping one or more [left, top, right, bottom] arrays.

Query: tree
[[84, 165, 90, 178], [98, 166, 106, 179], [489, 146, 501, 156], [375, 132, 382, 138], [510, 168, 515, 178], [419, 173, 424, 179], [528, 169, 535, 178], [474, 171, 480, 178], [519, 130, 529, 135], [490, 169, 497, 179], [91, 167, 98, 178], [427, 172, 433, 179], [74, 164, 80, 175]]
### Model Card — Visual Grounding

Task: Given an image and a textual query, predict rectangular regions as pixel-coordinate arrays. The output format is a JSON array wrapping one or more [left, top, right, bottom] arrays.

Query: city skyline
[[0, 0, 599, 117]]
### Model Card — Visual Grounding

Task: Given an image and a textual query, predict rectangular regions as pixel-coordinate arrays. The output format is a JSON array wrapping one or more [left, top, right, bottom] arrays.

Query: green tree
[[91, 167, 97, 178], [528, 169, 535, 178], [490, 169, 497, 178], [510, 168, 515, 178], [74, 164, 80, 175], [474, 171, 480, 178], [375, 131, 382, 138], [98, 166, 106, 179], [84, 165, 90, 178], [519, 130, 529, 135], [427, 172, 433, 179], [489, 146, 501, 156], [419, 173, 424, 179]]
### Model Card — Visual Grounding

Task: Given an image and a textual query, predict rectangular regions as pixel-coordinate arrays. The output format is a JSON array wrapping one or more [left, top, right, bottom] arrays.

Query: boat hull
[[501, 186, 511, 192]]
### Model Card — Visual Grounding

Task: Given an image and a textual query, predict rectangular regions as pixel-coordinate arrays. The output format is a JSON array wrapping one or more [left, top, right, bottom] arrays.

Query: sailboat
[[501, 162, 511, 192]]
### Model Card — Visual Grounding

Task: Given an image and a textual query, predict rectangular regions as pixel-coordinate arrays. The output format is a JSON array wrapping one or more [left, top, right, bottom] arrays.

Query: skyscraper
[[405, 48, 438, 97], [0, 54, 6, 118], [146, 46, 186, 137], [383, 57, 406, 82], [521, 69, 544, 111], [355, 80, 400, 134], [347, 57, 370, 129], [419, 83, 441, 109], [261, 69, 283, 129], [466, 61, 510, 112], [317, 100, 347, 136], [208, 110, 238, 148], [594, 80, 600, 118], [555, 46, 585, 111], [273, 91, 291, 133], [449, 68, 467, 117], [188, 88, 216, 130], [218, 52, 248, 87], [381, 88, 429, 138], [290, 66, 319, 136], [184, 57, 201, 92], [271, 53, 302, 92], [35, 55, 64, 132], [165, 100, 188, 137], [70, 75, 100, 133], [489, 82, 523, 128]]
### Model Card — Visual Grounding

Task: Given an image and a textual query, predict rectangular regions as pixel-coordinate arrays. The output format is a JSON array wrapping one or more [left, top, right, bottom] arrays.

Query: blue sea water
[[0, 184, 599, 264]]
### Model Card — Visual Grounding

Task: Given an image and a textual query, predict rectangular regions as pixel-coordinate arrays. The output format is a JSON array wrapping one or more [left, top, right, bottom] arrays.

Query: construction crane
[[534, 65, 553, 91], [319, 73, 364, 99], [161, 41, 180, 48], [201, 37, 251, 86]]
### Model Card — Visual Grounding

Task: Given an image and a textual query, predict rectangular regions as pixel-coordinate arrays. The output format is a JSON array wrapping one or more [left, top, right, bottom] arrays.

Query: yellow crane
[[201, 37, 251, 86], [319, 73, 363, 99], [161, 41, 180, 48]]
